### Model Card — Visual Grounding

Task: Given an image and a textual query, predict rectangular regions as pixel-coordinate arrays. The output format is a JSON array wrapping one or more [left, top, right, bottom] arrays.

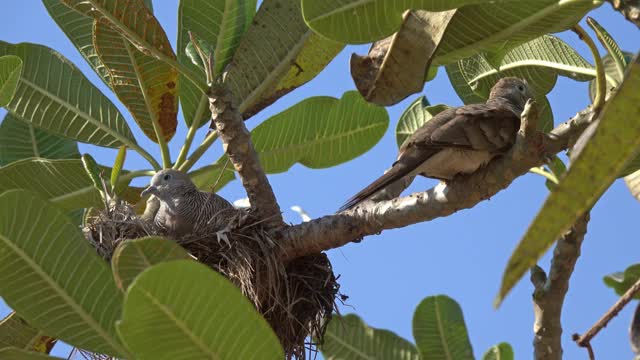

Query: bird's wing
[[402, 104, 521, 154]]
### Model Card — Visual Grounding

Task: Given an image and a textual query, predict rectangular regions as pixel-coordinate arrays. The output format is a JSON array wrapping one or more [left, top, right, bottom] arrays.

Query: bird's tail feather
[[338, 164, 413, 212]]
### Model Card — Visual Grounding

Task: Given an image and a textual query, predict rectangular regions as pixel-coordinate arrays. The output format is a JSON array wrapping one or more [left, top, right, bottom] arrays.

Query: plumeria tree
[[0, 0, 639, 359]]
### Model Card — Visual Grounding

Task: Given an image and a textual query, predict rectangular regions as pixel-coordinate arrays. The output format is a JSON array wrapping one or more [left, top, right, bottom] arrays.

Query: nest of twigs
[[83, 199, 340, 359]]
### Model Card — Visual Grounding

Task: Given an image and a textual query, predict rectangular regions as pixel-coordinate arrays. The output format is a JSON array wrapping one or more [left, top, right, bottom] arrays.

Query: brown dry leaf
[[350, 9, 455, 106], [625, 169, 640, 202], [93, 21, 177, 142]]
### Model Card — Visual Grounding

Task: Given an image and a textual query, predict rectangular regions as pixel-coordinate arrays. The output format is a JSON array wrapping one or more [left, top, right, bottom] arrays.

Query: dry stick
[[572, 277, 640, 359], [531, 212, 590, 360], [277, 104, 596, 261], [208, 84, 284, 226]]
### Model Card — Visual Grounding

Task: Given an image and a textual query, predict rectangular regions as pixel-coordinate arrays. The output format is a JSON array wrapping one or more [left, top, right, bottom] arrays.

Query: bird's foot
[[216, 226, 232, 248]]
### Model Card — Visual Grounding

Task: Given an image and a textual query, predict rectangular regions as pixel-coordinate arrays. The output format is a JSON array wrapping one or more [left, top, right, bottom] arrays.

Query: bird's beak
[[141, 186, 157, 197]]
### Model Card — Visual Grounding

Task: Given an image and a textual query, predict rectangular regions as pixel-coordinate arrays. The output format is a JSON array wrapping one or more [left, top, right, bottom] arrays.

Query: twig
[[208, 84, 283, 226], [531, 212, 590, 360], [572, 277, 640, 358]]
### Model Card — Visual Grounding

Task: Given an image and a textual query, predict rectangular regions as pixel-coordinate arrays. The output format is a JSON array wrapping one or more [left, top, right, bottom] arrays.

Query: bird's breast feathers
[[409, 148, 494, 180]]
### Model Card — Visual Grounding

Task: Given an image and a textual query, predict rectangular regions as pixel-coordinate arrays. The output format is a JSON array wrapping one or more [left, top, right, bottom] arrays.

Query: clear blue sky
[[1, 1, 639, 359]]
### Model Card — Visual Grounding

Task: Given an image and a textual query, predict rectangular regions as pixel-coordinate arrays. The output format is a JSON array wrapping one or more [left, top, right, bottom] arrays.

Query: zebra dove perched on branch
[[141, 169, 235, 237], [340, 77, 533, 211]]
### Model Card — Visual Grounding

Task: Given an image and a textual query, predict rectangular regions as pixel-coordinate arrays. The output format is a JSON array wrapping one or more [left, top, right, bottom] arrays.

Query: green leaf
[[111, 236, 190, 290], [319, 314, 420, 360], [92, 21, 178, 143], [413, 295, 474, 360], [42, 0, 112, 88], [81, 154, 105, 194], [497, 53, 640, 306], [189, 161, 236, 192], [603, 264, 640, 299], [433, 1, 603, 65], [396, 97, 450, 148], [0, 113, 79, 166], [226, 0, 344, 118], [0, 41, 137, 148], [587, 17, 627, 80], [301, 0, 488, 44], [117, 260, 283, 359], [449, 35, 594, 98], [445, 35, 591, 131], [178, 0, 252, 127], [110, 146, 126, 192], [589, 52, 633, 103], [0, 55, 22, 106], [0, 189, 127, 357], [0, 312, 53, 353], [0, 158, 103, 211], [483, 343, 514, 360], [185, 36, 213, 69], [0, 348, 63, 359], [250, 91, 388, 173]]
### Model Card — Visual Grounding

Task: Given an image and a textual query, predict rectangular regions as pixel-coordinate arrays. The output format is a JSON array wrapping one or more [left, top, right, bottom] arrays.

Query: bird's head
[[141, 169, 195, 200], [488, 77, 534, 112]]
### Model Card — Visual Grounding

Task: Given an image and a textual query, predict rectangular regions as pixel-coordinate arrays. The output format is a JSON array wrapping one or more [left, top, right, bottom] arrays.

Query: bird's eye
[[163, 174, 171, 181], [517, 85, 525, 92]]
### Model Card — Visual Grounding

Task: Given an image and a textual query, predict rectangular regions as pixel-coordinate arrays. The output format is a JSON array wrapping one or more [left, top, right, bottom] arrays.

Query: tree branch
[[277, 104, 596, 261], [573, 276, 640, 359], [531, 212, 590, 360], [208, 84, 283, 225], [607, 0, 640, 27]]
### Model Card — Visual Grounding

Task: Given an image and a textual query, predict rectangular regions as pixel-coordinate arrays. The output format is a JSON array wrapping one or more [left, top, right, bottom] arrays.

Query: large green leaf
[[189, 161, 236, 191], [0, 158, 103, 211], [178, 0, 253, 127], [497, 54, 640, 306], [0, 41, 137, 148], [433, 0, 603, 65], [93, 21, 178, 142], [395, 96, 450, 147], [413, 295, 474, 360], [446, 35, 596, 131], [0, 190, 127, 357], [42, 0, 112, 88], [603, 264, 640, 299], [225, 0, 344, 118], [117, 260, 283, 359], [250, 91, 388, 173], [0, 55, 22, 106], [0, 312, 54, 353], [319, 314, 420, 360], [0, 113, 79, 166], [449, 35, 594, 99], [301, 0, 490, 44], [111, 236, 190, 290], [0, 348, 63, 360], [483, 343, 514, 360]]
